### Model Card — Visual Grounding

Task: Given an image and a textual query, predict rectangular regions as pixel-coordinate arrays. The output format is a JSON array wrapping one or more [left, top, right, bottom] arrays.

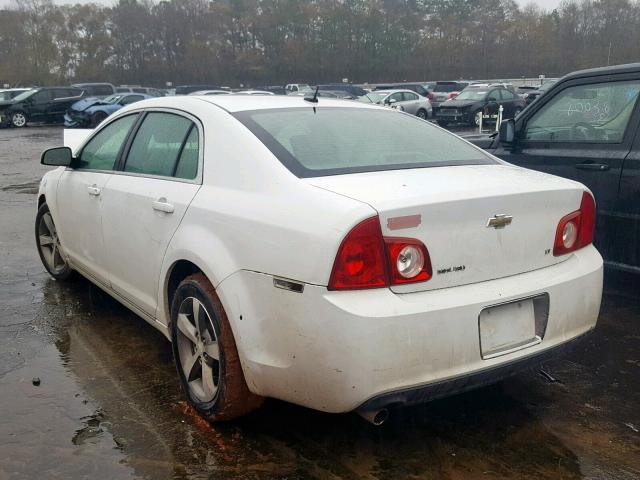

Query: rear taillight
[[448, 91, 458, 99], [385, 238, 432, 284], [427, 92, 434, 100], [328, 216, 432, 290], [553, 192, 596, 256]]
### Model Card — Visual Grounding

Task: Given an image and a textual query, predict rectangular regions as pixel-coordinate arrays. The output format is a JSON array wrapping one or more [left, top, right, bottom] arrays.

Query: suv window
[[124, 112, 195, 178], [82, 85, 113, 96], [77, 114, 139, 170], [524, 80, 640, 143], [31, 90, 52, 103], [132, 88, 146, 94]]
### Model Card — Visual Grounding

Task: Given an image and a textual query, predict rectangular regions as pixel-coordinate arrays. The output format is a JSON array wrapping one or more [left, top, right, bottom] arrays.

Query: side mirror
[[41, 147, 72, 167], [388, 98, 397, 104], [499, 119, 515, 144]]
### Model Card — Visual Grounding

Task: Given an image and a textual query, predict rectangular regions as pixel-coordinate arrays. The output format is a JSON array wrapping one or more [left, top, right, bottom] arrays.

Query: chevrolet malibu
[[36, 95, 603, 425]]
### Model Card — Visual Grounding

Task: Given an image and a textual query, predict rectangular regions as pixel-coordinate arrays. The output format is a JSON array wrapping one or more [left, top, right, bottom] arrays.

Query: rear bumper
[[358, 331, 586, 412], [217, 246, 603, 413]]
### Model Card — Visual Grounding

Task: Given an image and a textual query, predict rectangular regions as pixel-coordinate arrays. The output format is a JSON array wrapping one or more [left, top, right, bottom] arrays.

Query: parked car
[[0, 88, 31, 101], [430, 81, 470, 110], [256, 85, 287, 95], [188, 90, 231, 96], [374, 83, 430, 97], [285, 83, 312, 94], [72, 83, 117, 98], [175, 85, 228, 95], [436, 86, 526, 126], [0, 86, 84, 127], [361, 89, 432, 118], [64, 93, 152, 128], [36, 94, 602, 424], [235, 90, 275, 95], [317, 83, 368, 97], [521, 81, 557, 105], [470, 63, 640, 274], [116, 86, 164, 97]]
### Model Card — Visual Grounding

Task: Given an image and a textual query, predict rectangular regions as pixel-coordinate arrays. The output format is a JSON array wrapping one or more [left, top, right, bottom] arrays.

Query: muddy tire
[[171, 272, 263, 421], [35, 203, 74, 280]]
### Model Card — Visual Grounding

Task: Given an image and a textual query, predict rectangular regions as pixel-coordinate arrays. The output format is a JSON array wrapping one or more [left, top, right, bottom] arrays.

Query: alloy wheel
[[176, 296, 221, 402], [12, 112, 26, 127], [37, 212, 67, 274]]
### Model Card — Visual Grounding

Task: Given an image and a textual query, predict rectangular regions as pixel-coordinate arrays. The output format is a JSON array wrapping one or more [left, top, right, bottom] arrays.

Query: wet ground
[[1, 126, 639, 480]]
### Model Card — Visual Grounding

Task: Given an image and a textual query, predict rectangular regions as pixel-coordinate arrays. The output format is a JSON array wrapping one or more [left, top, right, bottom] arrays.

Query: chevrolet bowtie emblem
[[486, 214, 513, 229]]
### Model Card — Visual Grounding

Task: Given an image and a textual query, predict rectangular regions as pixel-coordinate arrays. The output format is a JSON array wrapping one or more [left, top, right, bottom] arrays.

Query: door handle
[[87, 185, 101, 196], [575, 163, 610, 171], [152, 198, 174, 213]]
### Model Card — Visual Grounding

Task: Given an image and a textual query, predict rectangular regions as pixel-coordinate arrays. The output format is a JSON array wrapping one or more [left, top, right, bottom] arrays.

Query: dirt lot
[[1, 126, 639, 480]]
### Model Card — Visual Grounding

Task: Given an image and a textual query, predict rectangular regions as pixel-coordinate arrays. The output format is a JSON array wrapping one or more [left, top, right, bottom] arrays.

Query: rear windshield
[[434, 83, 458, 92], [234, 107, 495, 177]]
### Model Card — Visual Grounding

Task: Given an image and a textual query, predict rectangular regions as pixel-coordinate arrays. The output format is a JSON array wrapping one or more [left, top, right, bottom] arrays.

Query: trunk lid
[[307, 165, 586, 293]]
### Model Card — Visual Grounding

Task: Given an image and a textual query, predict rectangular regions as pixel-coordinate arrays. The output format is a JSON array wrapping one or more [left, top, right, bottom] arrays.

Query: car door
[[497, 88, 517, 117], [614, 123, 640, 270], [400, 92, 420, 114], [55, 113, 140, 285], [99, 111, 201, 316], [48, 88, 82, 122], [492, 77, 640, 267], [24, 90, 52, 122], [387, 92, 404, 109]]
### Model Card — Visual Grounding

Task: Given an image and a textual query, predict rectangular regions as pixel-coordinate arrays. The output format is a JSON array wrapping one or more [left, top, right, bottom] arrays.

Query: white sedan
[[36, 95, 603, 425]]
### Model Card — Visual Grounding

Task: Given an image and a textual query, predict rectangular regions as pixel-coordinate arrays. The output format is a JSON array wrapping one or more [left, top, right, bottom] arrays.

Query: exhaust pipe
[[357, 408, 389, 426]]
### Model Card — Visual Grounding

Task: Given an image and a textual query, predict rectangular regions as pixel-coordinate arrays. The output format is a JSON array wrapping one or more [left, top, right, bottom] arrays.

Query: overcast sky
[[1, 0, 563, 10]]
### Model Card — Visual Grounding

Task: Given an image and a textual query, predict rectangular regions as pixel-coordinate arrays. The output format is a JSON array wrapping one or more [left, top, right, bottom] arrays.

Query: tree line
[[1, 0, 639, 88]]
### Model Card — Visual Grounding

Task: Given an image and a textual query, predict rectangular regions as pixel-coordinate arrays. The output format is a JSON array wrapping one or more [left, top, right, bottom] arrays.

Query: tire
[[171, 272, 264, 421], [416, 109, 428, 119], [90, 111, 108, 128], [11, 111, 27, 128], [471, 110, 482, 127], [35, 203, 74, 280]]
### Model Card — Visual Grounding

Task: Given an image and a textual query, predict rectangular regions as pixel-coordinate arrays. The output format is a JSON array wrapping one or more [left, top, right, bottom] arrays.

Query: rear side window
[[124, 112, 197, 178], [235, 107, 494, 177], [77, 114, 138, 170], [83, 85, 113, 96], [175, 127, 199, 179], [524, 80, 640, 143]]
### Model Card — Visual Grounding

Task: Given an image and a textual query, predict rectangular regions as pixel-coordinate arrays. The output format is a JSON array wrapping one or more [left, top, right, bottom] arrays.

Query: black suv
[[436, 86, 526, 126], [317, 84, 367, 97], [472, 63, 640, 273], [0, 87, 84, 127]]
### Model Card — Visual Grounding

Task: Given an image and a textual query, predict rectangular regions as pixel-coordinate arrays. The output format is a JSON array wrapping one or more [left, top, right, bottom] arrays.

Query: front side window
[[524, 80, 640, 143], [124, 112, 195, 178], [235, 107, 495, 177], [499, 89, 516, 100], [77, 114, 138, 170], [31, 90, 51, 103]]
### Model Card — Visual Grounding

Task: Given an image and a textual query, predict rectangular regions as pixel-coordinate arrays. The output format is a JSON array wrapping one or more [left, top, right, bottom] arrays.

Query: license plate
[[479, 298, 540, 359]]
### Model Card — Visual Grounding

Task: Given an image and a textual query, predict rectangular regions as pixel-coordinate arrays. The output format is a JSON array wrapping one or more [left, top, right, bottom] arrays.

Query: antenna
[[304, 86, 319, 103]]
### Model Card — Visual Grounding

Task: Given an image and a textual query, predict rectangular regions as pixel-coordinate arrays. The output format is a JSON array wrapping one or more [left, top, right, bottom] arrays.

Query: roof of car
[[123, 94, 381, 114], [564, 62, 640, 80]]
